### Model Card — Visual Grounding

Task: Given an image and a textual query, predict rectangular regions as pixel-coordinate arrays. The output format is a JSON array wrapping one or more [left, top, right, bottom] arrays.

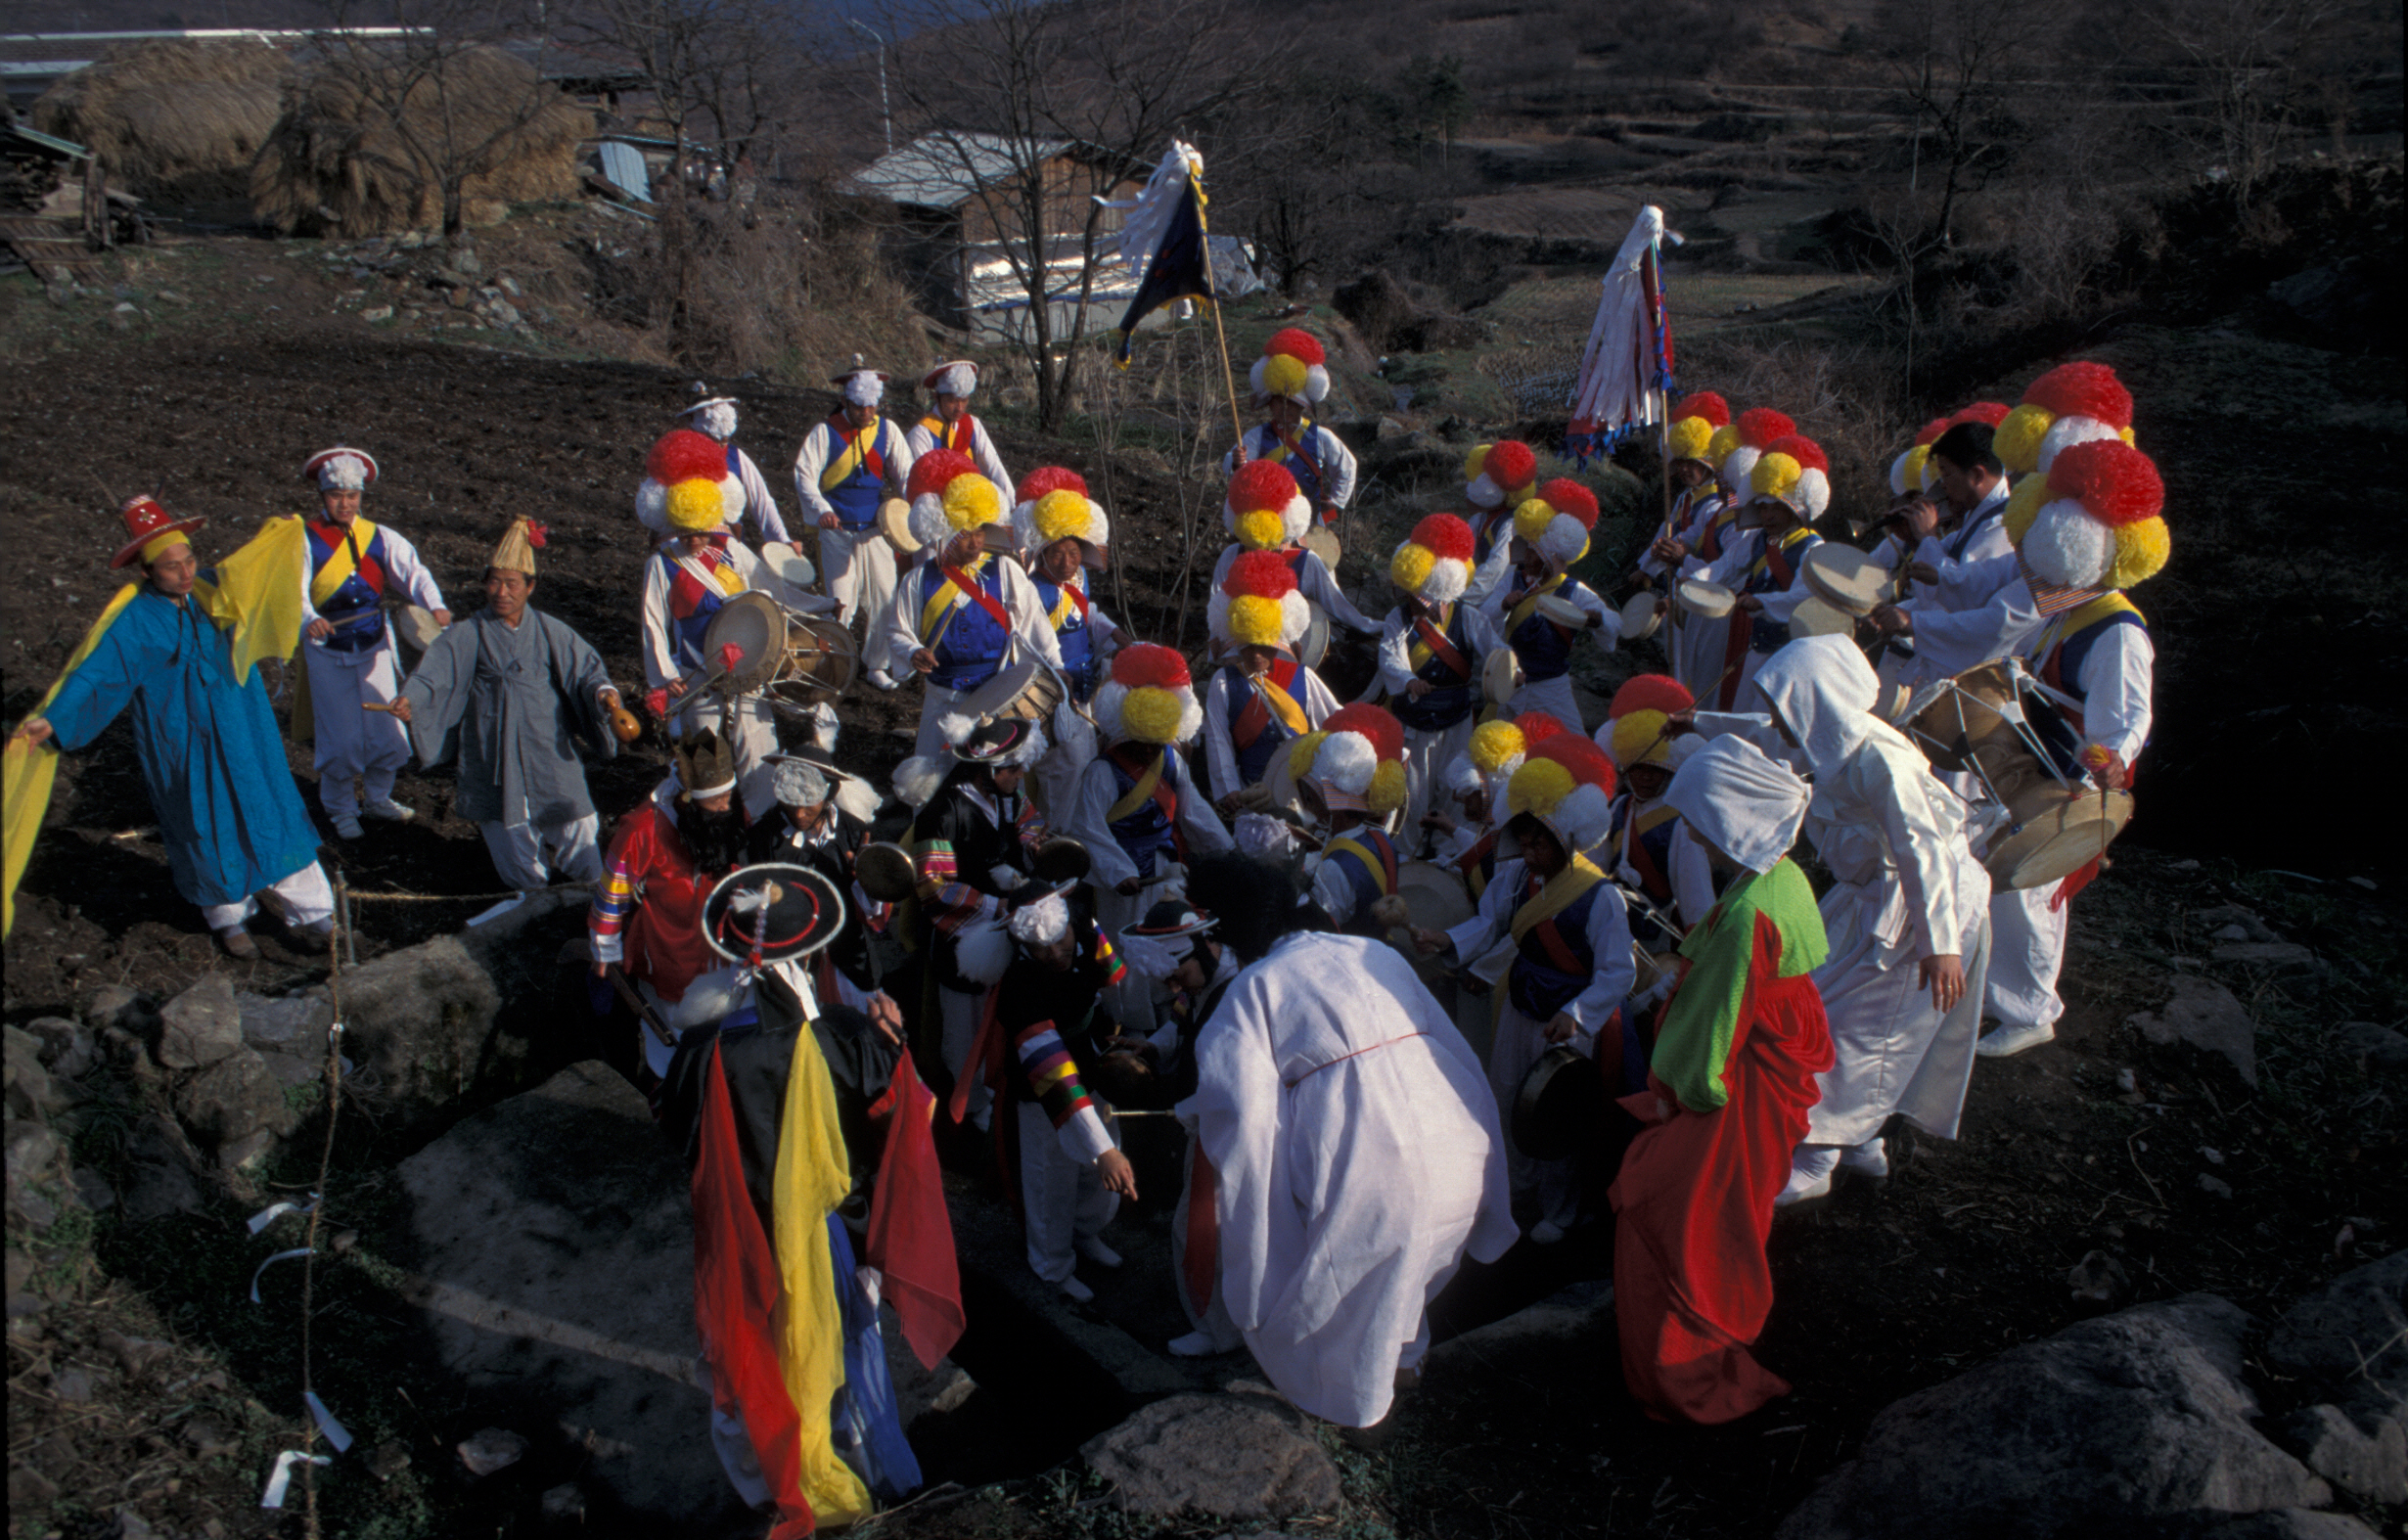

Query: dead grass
[[31, 39, 291, 204]]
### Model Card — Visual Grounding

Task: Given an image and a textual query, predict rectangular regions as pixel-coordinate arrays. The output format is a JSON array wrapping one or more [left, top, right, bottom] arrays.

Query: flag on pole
[[1111, 141, 1216, 365], [1567, 204, 1680, 467]]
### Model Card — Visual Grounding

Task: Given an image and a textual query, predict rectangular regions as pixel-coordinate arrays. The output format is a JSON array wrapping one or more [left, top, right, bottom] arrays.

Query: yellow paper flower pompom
[[2118, 426, 2136, 445], [1667, 416, 1714, 463], [1706, 424, 1743, 464], [1032, 488, 1090, 545], [1469, 719, 1526, 774], [1368, 759, 1408, 814], [1506, 756, 1574, 819], [1389, 541, 1436, 594], [2001, 474, 2052, 544], [1750, 451, 1803, 500], [1120, 685, 1185, 746], [1899, 444, 1932, 493], [1610, 710, 1673, 770], [1286, 731, 1329, 781], [1993, 403, 2056, 476], [2106, 515, 2170, 589], [1462, 444, 1490, 482], [1261, 353, 1309, 400], [1511, 497, 1556, 545], [943, 474, 1002, 529], [665, 477, 725, 532], [1227, 594, 1286, 648], [1235, 508, 1285, 550]]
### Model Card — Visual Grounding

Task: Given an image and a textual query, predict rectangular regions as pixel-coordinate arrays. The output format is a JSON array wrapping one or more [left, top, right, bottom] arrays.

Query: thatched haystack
[[32, 39, 292, 204], [250, 45, 592, 236]]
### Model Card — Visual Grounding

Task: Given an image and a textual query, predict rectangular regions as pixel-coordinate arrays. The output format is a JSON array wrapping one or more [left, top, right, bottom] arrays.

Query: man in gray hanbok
[[393, 518, 623, 890]]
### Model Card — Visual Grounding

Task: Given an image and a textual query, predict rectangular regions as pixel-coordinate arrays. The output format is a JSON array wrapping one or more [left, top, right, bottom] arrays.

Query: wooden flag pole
[[1193, 172, 1249, 459]]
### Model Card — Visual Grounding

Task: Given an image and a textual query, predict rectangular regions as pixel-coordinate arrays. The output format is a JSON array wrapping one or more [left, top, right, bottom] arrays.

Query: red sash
[[942, 566, 1015, 634], [1411, 608, 1472, 680], [1455, 828, 1498, 899], [1182, 1147, 1218, 1316], [1231, 657, 1298, 751], [1109, 745, 1183, 843], [1061, 582, 1090, 617], [1524, 874, 1588, 974], [829, 415, 886, 480], [1625, 809, 1670, 902]]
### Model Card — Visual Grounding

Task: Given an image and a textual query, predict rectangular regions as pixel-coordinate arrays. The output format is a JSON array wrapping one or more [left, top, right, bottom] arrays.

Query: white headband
[[843, 374, 884, 408]]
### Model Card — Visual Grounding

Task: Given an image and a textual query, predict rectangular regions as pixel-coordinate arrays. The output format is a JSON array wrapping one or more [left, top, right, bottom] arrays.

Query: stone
[[217, 1130, 277, 1171], [2067, 1250, 2130, 1306], [181, 1417, 237, 1457], [2199, 1173, 2234, 1199], [114, 1507, 156, 1540], [117, 1113, 206, 1223], [2211, 942, 2317, 971], [173, 1047, 298, 1151], [393, 1062, 745, 1530], [2335, 1021, 2408, 1073], [156, 975, 244, 1068], [25, 1018, 96, 1080], [1081, 1391, 1342, 1519], [457, 1427, 527, 1476], [1775, 1295, 2330, 1540], [235, 991, 331, 1052], [5, 1026, 55, 1120], [7, 1117, 63, 1196], [368, 1439, 411, 1480], [256, 1050, 321, 1089], [2135, 1512, 2383, 1539], [487, 298, 522, 327], [52, 1366, 93, 1403], [2282, 1401, 2406, 1503], [361, 305, 393, 322], [101, 1330, 170, 1375], [10, 1461, 60, 1504], [2191, 904, 2280, 942], [83, 984, 156, 1036], [2128, 976, 2259, 1087], [71, 1167, 114, 1211], [540, 1481, 585, 1522], [2266, 1252, 2408, 1392]]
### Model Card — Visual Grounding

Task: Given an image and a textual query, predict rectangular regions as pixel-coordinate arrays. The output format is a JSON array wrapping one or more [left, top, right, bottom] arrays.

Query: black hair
[[1929, 422, 2002, 476], [1185, 851, 1309, 962]]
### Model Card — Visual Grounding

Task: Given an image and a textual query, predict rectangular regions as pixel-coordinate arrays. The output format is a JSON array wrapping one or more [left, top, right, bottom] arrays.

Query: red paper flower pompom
[[522, 520, 548, 548], [1111, 642, 1192, 690], [1018, 466, 1088, 504], [1408, 513, 1477, 562], [1228, 459, 1299, 511], [1514, 711, 1566, 745], [1671, 391, 1730, 428], [1264, 327, 1326, 365], [647, 429, 725, 485], [905, 447, 977, 500], [1484, 440, 1538, 489], [1764, 433, 1828, 474], [1528, 732, 1618, 795], [1224, 548, 1300, 599], [1738, 407, 1796, 447], [2046, 439, 2163, 527], [1952, 400, 2011, 428], [1536, 477, 1600, 527], [1913, 416, 1950, 446], [1321, 702, 1404, 761], [1610, 674, 1695, 720], [2023, 361, 2132, 430]]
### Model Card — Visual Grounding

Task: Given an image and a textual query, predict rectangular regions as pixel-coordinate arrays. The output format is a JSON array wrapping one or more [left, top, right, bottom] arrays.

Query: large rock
[[155, 975, 244, 1069], [172, 1047, 300, 1153], [116, 1113, 207, 1223], [234, 991, 332, 1054], [391, 1061, 746, 1534], [1777, 1294, 2330, 1540], [2265, 1252, 2408, 1503], [4, 1026, 54, 1121], [1080, 1390, 1341, 1519], [2129, 976, 2259, 1087]]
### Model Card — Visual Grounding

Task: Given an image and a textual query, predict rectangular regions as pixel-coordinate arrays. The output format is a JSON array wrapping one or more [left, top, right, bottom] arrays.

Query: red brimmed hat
[[111, 495, 205, 569]]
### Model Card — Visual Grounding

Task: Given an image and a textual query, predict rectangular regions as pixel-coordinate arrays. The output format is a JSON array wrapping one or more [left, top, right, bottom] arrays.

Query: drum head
[[876, 497, 920, 553], [1676, 579, 1735, 618], [1030, 837, 1091, 883], [393, 605, 441, 653], [1513, 1044, 1604, 1160], [1300, 524, 1340, 571], [702, 862, 847, 964], [760, 543, 817, 591], [768, 616, 856, 702], [952, 658, 1063, 724], [1482, 646, 1522, 706], [1789, 595, 1857, 639], [1800, 543, 1892, 616], [1618, 591, 1662, 643], [702, 591, 788, 694], [1986, 787, 2134, 890], [1297, 602, 1332, 670], [1534, 593, 1588, 628], [854, 841, 919, 903]]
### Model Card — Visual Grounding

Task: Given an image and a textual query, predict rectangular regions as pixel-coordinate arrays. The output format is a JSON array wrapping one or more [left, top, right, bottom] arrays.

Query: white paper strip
[[261, 1450, 331, 1508], [302, 1391, 354, 1453], [246, 1196, 318, 1235], [250, 1247, 313, 1304]]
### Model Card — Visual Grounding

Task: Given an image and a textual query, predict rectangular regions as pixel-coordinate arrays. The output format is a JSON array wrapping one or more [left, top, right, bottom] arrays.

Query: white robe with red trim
[[1182, 931, 1516, 1427]]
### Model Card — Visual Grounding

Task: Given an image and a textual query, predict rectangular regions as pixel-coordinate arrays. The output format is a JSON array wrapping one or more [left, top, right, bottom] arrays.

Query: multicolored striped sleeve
[[912, 838, 986, 934], [1012, 1018, 1113, 1163], [1092, 930, 1127, 989], [588, 846, 639, 964]]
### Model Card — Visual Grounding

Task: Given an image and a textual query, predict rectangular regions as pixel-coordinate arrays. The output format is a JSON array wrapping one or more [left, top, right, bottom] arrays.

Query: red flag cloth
[[865, 1050, 965, 1370], [2050, 856, 2101, 912], [690, 1041, 816, 1538], [1609, 910, 1833, 1425]]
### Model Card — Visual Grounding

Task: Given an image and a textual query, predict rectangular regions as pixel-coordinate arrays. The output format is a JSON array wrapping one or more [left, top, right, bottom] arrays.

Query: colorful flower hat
[[111, 495, 205, 569], [1012, 466, 1109, 555], [1899, 401, 2012, 496], [1287, 702, 1407, 815], [302, 446, 379, 492], [1095, 643, 1204, 747], [1604, 674, 1697, 773], [1463, 440, 1539, 510], [1994, 362, 2136, 478], [1715, 407, 1795, 505], [1224, 460, 1311, 552], [1389, 513, 1477, 605], [1446, 709, 1565, 799], [1506, 733, 1619, 853], [1512, 477, 1602, 569], [1209, 549, 1310, 651], [905, 447, 1005, 552], [1249, 327, 1331, 405], [2007, 438, 2168, 591], [1664, 392, 1731, 469], [637, 428, 745, 534], [1749, 432, 1832, 520]]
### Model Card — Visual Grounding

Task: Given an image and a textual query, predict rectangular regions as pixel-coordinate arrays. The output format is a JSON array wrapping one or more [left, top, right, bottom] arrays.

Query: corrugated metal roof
[[846, 131, 1071, 210]]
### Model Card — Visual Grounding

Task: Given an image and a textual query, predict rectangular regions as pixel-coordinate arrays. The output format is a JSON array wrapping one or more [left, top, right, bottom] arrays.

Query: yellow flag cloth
[[4, 584, 140, 936], [769, 1024, 873, 1524]]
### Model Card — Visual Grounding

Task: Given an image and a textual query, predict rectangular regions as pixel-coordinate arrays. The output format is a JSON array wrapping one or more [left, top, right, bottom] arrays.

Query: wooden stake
[[1192, 172, 1249, 458]]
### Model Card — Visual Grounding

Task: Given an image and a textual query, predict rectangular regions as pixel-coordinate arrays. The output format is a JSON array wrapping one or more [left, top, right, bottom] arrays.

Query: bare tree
[[1873, 0, 2062, 254], [874, 0, 1278, 430], [564, 0, 795, 174]]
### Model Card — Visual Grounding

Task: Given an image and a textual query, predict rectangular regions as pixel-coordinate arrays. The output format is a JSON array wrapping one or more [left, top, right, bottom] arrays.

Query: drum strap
[[1408, 606, 1473, 680], [1456, 829, 1499, 899], [1506, 573, 1567, 636]]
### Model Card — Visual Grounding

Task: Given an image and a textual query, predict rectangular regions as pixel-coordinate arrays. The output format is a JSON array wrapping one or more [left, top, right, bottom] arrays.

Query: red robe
[[1609, 897, 1833, 1424]]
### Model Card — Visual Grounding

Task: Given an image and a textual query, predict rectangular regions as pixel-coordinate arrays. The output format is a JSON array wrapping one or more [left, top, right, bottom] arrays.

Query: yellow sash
[[1045, 584, 1079, 630], [917, 556, 991, 648], [1252, 674, 1309, 735], [1509, 854, 1606, 944], [1325, 836, 1393, 896], [1506, 573, 1568, 635], [1406, 603, 1454, 672], [1604, 803, 1679, 865], [307, 516, 380, 609], [1748, 526, 1815, 584], [2038, 591, 2144, 658], [819, 418, 880, 492], [1105, 749, 1166, 823]]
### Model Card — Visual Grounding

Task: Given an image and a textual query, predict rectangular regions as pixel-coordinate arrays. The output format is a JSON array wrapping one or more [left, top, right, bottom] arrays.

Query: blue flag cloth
[[1113, 174, 1216, 363]]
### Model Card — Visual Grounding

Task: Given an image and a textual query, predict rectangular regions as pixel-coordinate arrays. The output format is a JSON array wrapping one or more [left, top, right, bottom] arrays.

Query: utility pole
[[847, 18, 891, 155]]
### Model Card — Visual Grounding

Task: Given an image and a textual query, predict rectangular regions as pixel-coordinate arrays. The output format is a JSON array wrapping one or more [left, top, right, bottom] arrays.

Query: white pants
[[1507, 674, 1584, 735], [479, 815, 603, 892], [201, 858, 336, 933], [1092, 872, 1176, 1035], [939, 982, 993, 1131], [820, 526, 897, 635], [303, 641, 410, 818], [1807, 895, 1992, 1148], [1487, 1002, 1582, 1231], [1019, 1101, 1118, 1285], [1986, 884, 2067, 1033], [913, 684, 966, 761], [669, 692, 781, 822], [1399, 717, 1475, 859]]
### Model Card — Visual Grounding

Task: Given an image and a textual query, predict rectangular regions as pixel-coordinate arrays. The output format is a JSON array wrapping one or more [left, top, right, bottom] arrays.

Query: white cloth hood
[[1665, 736, 1810, 875], [1751, 635, 1882, 779]]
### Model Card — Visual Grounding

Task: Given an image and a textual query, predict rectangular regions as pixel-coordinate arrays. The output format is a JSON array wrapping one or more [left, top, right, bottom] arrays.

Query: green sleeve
[[1649, 873, 1766, 1111]]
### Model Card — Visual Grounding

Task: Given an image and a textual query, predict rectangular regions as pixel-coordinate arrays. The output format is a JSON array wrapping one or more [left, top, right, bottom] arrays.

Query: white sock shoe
[[1776, 1147, 1840, 1207], [1976, 1020, 2057, 1058], [360, 796, 416, 822], [331, 813, 365, 840], [1838, 1137, 1889, 1179], [1058, 1275, 1095, 1304], [1075, 1236, 1123, 1269], [1167, 1331, 1220, 1357], [865, 669, 897, 691]]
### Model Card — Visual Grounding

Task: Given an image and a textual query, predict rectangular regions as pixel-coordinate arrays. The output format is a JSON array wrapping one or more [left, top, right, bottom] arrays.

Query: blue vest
[[305, 521, 390, 656], [1325, 828, 1398, 936], [1221, 659, 1306, 787], [922, 562, 1013, 692], [1104, 748, 1180, 882], [2031, 607, 2150, 775], [1473, 509, 1515, 566], [1393, 604, 1478, 732], [1746, 530, 1822, 655], [1036, 578, 1098, 701], [1509, 878, 1604, 1021], [824, 419, 895, 529], [1508, 580, 1595, 683]]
